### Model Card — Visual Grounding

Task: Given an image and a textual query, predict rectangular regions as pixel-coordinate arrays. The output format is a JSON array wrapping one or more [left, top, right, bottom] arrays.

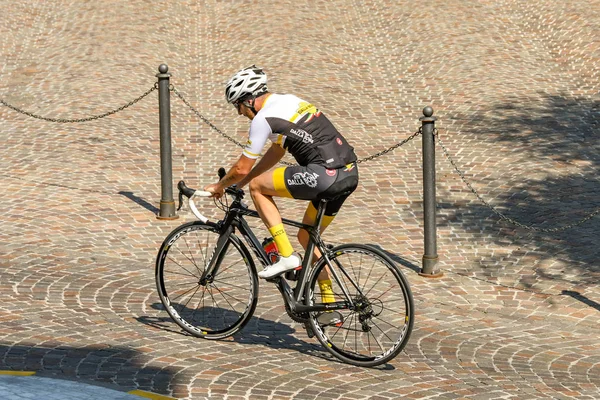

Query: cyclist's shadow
[[138, 303, 339, 364]]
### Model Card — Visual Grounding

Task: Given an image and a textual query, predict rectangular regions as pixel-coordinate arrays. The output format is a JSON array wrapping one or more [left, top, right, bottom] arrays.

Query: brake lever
[[177, 191, 184, 211]]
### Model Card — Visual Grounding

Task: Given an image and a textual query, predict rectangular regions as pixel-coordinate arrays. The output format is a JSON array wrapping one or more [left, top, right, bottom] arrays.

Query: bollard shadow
[[561, 290, 600, 312], [118, 191, 159, 214], [0, 342, 181, 397], [366, 244, 421, 274], [438, 92, 599, 286], [137, 303, 396, 370]]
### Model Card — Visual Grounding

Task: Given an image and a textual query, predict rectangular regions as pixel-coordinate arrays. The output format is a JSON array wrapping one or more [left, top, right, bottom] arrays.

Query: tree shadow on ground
[[0, 343, 180, 397], [439, 93, 599, 287]]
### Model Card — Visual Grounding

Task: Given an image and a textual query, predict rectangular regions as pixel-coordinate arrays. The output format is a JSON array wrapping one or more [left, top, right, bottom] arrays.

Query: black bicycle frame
[[200, 198, 356, 315]]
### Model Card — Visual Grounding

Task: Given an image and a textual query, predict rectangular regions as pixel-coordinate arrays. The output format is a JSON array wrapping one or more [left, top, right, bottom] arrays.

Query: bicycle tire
[[305, 244, 414, 367], [155, 221, 259, 339]]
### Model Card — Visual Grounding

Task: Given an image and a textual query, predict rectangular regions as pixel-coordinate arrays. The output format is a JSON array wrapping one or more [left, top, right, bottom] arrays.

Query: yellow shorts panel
[[272, 167, 293, 198]]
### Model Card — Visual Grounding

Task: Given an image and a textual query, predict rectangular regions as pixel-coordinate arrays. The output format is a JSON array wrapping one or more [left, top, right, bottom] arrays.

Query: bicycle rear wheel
[[156, 222, 258, 339], [306, 244, 414, 367]]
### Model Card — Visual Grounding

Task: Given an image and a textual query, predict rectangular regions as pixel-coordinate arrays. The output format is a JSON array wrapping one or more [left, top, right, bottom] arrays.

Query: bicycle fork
[[198, 226, 234, 285]]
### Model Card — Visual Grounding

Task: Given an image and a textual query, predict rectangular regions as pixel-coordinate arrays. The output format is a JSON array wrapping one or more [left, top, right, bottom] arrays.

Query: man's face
[[234, 99, 255, 120]]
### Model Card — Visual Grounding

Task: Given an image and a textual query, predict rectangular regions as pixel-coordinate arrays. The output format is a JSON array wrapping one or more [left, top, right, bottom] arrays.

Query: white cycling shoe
[[258, 254, 301, 279]]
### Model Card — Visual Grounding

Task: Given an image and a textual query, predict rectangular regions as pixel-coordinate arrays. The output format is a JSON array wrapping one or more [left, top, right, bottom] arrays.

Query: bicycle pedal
[[304, 322, 315, 338]]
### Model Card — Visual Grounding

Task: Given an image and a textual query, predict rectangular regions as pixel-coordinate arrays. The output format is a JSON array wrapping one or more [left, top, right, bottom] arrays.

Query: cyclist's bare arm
[[237, 144, 285, 188], [204, 155, 256, 197]]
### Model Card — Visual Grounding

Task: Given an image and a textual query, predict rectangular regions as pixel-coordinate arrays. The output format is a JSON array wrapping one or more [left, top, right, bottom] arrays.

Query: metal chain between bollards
[[356, 128, 422, 164], [171, 86, 246, 149], [170, 86, 422, 165], [435, 129, 599, 232], [0, 85, 157, 123]]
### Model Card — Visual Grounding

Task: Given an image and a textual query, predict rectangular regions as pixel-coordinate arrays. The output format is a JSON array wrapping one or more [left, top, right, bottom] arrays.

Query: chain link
[[172, 87, 298, 166], [0, 85, 157, 123], [7, 81, 593, 232], [171, 86, 246, 149], [356, 128, 422, 164], [435, 129, 599, 232], [171, 85, 421, 166]]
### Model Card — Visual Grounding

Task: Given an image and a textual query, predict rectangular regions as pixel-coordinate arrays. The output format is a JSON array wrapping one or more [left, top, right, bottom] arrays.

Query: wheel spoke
[[363, 272, 387, 298], [179, 284, 202, 310], [307, 245, 413, 366], [211, 283, 248, 307], [214, 255, 245, 276], [166, 255, 200, 279], [211, 278, 252, 292], [181, 234, 201, 276], [157, 226, 257, 339], [170, 283, 201, 303], [372, 314, 406, 331], [341, 312, 356, 352]]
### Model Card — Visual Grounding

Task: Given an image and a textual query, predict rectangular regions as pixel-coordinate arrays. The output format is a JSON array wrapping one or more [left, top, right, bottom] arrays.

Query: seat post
[[313, 199, 328, 230]]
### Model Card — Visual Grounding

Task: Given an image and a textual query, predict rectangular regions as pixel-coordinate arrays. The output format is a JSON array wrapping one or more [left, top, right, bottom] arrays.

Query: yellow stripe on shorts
[[273, 167, 293, 198]]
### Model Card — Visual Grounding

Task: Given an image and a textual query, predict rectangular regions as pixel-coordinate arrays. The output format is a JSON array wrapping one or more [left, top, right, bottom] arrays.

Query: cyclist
[[204, 65, 359, 308]]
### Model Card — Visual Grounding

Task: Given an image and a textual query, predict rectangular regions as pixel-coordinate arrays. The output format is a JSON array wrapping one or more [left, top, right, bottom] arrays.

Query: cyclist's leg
[[297, 201, 334, 263], [298, 163, 359, 301], [298, 202, 334, 302], [252, 164, 336, 257], [248, 168, 294, 257], [296, 163, 359, 253], [298, 199, 343, 303]]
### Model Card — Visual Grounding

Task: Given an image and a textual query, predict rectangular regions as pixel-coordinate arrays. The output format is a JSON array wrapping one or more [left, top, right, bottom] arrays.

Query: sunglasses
[[233, 100, 243, 112]]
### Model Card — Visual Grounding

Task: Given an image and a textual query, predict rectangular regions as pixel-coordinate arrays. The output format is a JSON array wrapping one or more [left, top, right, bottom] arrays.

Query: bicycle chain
[[435, 129, 599, 232], [0, 85, 157, 123]]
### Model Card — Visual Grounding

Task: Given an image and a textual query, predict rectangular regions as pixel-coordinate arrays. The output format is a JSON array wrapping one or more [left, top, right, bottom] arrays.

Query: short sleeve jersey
[[242, 94, 356, 169]]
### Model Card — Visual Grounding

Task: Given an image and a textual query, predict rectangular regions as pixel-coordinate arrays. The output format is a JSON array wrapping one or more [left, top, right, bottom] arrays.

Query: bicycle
[[155, 169, 414, 367]]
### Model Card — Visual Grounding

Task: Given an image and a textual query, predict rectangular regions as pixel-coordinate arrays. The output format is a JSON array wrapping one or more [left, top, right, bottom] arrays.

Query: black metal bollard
[[156, 64, 178, 220], [419, 106, 442, 277]]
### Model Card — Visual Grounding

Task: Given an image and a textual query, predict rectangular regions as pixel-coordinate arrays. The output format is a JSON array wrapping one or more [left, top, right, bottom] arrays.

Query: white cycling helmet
[[225, 65, 268, 104]]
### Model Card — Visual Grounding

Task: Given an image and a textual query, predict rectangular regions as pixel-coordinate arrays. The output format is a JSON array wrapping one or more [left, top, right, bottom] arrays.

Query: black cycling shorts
[[273, 162, 359, 216]]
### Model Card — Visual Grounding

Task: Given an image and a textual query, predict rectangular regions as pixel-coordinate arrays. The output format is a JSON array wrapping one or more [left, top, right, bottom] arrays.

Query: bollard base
[[156, 214, 179, 220], [418, 270, 444, 278], [157, 201, 179, 220], [419, 255, 443, 278]]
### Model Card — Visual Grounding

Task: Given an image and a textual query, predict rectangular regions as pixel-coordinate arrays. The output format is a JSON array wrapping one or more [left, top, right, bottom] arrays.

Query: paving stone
[[1, 0, 599, 399]]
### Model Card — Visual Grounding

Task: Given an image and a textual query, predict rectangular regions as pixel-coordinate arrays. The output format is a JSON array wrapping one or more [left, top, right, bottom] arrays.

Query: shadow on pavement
[[439, 93, 599, 284], [367, 244, 421, 273], [562, 290, 600, 312], [138, 303, 330, 361], [0, 342, 179, 397], [118, 191, 159, 214], [138, 303, 395, 370]]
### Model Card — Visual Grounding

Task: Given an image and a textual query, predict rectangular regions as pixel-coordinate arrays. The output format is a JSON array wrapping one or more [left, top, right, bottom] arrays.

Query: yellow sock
[[318, 279, 335, 303], [268, 223, 293, 257]]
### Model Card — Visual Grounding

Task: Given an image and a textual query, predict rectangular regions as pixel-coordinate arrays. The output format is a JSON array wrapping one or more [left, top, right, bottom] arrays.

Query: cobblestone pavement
[[1, 0, 599, 399]]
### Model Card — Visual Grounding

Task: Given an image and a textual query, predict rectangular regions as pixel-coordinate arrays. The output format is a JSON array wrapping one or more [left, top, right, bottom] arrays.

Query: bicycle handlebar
[[177, 180, 213, 223], [177, 168, 246, 223]]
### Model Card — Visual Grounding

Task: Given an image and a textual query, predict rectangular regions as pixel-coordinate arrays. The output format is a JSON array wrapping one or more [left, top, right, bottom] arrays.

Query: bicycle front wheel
[[306, 244, 414, 367], [156, 222, 259, 339]]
